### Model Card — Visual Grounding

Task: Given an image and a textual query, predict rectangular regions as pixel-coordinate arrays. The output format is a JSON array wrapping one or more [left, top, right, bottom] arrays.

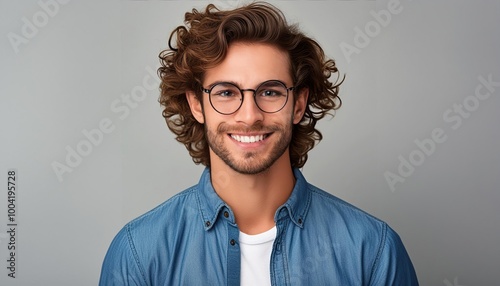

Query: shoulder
[[306, 183, 385, 230], [106, 186, 200, 258], [126, 186, 199, 233], [100, 185, 201, 285], [304, 183, 395, 253], [107, 184, 200, 234], [304, 184, 418, 284]]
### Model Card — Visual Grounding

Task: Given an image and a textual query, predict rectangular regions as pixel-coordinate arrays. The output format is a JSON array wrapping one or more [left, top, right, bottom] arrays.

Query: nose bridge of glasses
[[239, 88, 260, 111], [240, 88, 257, 97]]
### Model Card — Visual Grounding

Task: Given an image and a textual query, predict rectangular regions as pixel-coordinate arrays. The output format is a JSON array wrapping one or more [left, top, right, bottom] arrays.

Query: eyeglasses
[[202, 80, 295, 115]]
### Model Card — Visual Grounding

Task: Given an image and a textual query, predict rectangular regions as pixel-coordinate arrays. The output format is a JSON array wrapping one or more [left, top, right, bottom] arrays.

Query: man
[[100, 2, 419, 285]]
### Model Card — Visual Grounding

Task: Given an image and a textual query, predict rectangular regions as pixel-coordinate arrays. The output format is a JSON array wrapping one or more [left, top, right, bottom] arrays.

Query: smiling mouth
[[229, 133, 270, 143]]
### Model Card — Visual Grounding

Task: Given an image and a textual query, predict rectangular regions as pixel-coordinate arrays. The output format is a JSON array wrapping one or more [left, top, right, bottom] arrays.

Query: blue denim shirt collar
[[195, 168, 230, 231], [195, 167, 311, 231], [275, 168, 311, 228]]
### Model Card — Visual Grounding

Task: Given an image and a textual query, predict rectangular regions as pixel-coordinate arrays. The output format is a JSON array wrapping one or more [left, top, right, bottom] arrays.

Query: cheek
[[200, 101, 217, 124], [202, 112, 226, 133]]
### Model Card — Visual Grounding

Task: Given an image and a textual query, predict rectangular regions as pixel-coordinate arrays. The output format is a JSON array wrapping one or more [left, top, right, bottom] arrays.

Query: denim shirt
[[100, 168, 418, 285]]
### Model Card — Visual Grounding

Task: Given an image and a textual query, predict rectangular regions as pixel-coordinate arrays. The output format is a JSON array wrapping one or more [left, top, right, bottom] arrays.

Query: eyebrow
[[204, 79, 287, 89], [205, 80, 241, 89]]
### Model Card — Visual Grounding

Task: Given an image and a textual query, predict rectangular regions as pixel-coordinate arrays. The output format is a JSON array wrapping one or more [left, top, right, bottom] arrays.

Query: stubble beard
[[205, 120, 293, 175]]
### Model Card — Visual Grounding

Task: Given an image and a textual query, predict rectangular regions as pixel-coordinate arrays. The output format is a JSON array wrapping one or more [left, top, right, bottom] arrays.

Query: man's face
[[188, 42, 306, 174]]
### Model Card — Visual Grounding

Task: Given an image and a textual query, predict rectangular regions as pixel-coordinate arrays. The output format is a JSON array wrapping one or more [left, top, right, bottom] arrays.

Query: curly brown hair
[[158, 2, 343, 168]]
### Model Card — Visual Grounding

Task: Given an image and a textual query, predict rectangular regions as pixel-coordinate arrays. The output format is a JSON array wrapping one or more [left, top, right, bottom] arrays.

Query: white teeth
[[231, 134, 265, 143]]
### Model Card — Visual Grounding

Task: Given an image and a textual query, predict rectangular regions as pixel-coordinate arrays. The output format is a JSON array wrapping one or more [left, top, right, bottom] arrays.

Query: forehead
[[203, 42, 292, 86]]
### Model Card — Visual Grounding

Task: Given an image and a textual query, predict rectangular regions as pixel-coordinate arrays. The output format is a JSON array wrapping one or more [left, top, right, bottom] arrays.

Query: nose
[[233, 90, 264, 125]]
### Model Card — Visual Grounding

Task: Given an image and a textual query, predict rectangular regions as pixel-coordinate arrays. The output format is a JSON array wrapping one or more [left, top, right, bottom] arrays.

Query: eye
[[214, 90, 235, 97], [210, 84, 240, 98], [264, 90, 276, 96], [257, 81, 287, 98], [259, 89, 284, 97]]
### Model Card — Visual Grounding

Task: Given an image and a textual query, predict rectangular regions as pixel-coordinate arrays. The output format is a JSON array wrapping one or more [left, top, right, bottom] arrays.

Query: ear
[[293, 88, 308, 124], [186, 90, 205, 124]]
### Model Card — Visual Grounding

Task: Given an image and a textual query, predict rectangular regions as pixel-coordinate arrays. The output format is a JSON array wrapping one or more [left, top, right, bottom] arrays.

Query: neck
[[210, 153, 296, 235]]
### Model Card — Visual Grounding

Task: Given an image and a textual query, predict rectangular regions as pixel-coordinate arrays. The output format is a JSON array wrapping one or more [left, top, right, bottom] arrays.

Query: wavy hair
[[158, 2, 343, 168]]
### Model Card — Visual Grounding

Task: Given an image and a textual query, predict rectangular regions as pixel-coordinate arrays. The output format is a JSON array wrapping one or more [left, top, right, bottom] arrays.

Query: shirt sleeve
[[369, 224, 419, 286], [99, 225, 147, 286]]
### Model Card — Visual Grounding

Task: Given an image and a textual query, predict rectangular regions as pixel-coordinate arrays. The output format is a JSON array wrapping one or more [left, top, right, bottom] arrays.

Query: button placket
[[226, 219, 240, 285]]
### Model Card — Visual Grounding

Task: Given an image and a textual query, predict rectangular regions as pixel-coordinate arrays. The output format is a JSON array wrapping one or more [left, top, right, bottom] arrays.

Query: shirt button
[[230, 239, 236, 246], [224, 211, 229, 218], [298, 218, 303, 224], [205, 221, 211, 227]]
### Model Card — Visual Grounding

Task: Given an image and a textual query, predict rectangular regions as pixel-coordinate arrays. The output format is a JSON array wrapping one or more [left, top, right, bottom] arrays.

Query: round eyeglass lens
[[254, 81, 288, 112], [209, 83, 242, 114]]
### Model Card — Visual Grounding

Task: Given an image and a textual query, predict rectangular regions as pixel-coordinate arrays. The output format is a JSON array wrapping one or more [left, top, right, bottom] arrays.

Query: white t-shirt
[[239, 226, 277, 286]]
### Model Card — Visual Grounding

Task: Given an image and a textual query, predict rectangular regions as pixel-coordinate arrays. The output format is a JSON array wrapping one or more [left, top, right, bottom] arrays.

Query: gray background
[[1, 0, 499, 285]]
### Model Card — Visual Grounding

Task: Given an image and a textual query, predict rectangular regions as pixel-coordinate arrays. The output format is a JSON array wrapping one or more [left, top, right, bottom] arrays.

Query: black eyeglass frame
[[201, 80, 295, 115]]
